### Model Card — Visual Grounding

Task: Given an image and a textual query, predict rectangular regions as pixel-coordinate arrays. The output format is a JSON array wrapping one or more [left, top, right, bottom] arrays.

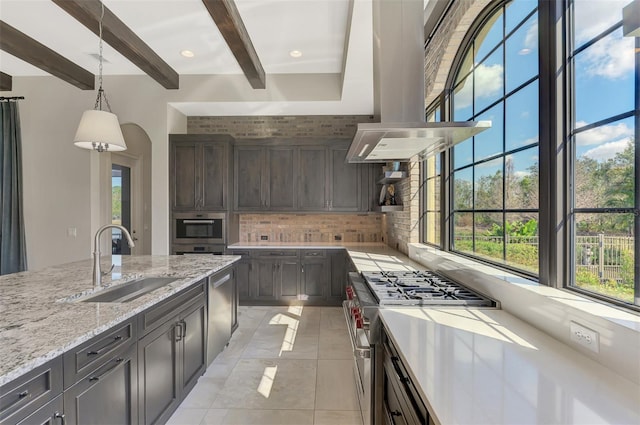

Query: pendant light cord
[[94, 0, 112, 113]]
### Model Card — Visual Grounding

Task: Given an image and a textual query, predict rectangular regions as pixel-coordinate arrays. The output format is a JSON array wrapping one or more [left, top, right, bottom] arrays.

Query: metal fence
[[454, 233, 634, 282]]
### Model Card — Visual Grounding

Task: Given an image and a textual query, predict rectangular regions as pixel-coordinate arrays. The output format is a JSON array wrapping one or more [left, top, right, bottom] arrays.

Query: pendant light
[[74, 0, 126, 152]]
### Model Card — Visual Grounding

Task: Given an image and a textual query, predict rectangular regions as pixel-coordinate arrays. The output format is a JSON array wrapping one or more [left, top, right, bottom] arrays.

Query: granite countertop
[[0, 255, 239, 386], [379, 308, 640, 425]]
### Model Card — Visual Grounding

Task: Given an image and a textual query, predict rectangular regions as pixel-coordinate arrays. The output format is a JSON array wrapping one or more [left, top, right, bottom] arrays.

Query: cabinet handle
[[175, 322, 183, 341], [301, 265, 304, 273], [88, 358, 124, 382], [390, 410, 402, 417], [17, 390, 29, 398], [54, 412, 66, 425], [87, 335, 123, 356], [181, 321, 187, 337]]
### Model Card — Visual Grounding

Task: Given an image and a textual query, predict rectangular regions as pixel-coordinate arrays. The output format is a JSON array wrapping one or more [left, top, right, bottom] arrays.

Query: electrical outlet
[[334, 235, 342, 241], [260, 235, 268, 241], [67, 227, 77, 238], [570, 321, 599, 353]]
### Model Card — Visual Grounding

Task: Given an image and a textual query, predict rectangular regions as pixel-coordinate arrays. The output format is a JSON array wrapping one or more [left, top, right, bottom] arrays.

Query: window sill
[[407, 243, 640, 385]]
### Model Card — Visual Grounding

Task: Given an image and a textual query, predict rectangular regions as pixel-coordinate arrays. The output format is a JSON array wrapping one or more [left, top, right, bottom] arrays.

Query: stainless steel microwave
[[173, 212, 226, 245]]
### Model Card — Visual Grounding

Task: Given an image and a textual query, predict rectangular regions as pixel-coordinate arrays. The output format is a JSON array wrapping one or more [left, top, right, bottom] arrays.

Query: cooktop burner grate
[[361, 270, 496, 307]]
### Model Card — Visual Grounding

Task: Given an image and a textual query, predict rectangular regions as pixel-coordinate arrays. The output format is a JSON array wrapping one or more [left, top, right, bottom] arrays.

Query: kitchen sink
[[78, 277, 178, 303]]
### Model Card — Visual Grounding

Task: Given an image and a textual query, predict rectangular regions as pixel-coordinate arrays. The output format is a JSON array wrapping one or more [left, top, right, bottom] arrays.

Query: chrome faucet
[[93, 224, 135, 287]]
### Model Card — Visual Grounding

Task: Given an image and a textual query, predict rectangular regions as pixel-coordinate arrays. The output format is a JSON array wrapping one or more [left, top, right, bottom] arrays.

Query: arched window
[[449, 0, 540, 273]]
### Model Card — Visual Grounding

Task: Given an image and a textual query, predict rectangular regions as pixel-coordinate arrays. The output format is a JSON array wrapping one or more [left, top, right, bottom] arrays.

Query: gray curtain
[[0, 100, 27, 274]]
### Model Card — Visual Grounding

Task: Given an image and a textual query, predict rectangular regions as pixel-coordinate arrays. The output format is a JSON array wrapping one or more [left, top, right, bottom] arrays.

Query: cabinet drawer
[[139, 280, 206, 335], [0, 356, 63, 424], [229, 250, 251, 258], [254, 250, 298, 258], [302, 249, 325, 257], [63, 319, 136, 388]]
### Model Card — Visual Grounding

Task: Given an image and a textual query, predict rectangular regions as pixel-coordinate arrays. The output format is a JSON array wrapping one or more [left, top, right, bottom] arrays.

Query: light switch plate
[[570, 321, 599, 353]]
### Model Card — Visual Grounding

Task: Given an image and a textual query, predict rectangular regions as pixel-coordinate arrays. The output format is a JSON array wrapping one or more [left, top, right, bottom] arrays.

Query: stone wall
[[187, 115, 375, 138], [238, 214, 383, 243]]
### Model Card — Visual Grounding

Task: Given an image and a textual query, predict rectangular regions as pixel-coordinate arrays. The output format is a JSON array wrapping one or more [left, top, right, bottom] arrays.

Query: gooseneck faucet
[[93, 224, 135, 287]]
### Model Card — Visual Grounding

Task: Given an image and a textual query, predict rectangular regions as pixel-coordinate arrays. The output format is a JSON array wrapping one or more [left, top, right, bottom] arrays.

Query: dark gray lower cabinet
[[138, 295, 206, 425], [14, 395, 64, 425], [63, 343, 137, 425], [232, 249, 347, 306]]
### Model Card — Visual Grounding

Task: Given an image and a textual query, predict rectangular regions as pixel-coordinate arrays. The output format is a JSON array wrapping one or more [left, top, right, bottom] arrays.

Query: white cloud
[[575, 121, 634, 146], [582, 138, 632, 161], [524, 20, 537, 51], [454, 63, 503, 108], [574, 0, 628, 44], [579, 36, 634, 80]]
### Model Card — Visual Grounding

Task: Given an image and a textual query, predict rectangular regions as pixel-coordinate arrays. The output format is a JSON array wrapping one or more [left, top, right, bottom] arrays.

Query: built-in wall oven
[[173, 212, 225, 245], [344, 270, 497, 425], [172, 212, 226, 254]]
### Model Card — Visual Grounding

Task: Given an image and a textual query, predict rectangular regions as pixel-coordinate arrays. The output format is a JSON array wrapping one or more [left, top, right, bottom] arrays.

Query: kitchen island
[[0, 254, 239, 386]]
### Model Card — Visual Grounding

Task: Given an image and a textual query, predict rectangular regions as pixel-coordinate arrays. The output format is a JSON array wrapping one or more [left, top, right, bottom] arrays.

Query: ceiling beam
[[52, 0, 179, 89], [0, 72, 12, 91], [201, 0, 266, 89], [0, 21, 94, 90]]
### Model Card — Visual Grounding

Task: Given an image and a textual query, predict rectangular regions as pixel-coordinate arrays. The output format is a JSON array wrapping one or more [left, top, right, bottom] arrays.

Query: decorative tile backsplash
[[239, 214, 383, 243]]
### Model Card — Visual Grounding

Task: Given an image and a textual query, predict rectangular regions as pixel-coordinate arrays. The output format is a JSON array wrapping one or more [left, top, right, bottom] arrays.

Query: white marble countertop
[[379, 307, 640, 425], [0, 255, 239, 386]]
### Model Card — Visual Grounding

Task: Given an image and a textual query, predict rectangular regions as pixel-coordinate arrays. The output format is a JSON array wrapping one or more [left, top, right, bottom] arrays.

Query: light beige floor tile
[[315, 360, 359, 411], [320, 307, 348, 330], [212, 358, 317, 410], [221, 409, 314, 424], [314, 410, 363, 425], [180, 377, 226, 409], [200, 409, 228, 425], [203, 357, 238, 379], [318, 326, 352, 360], [242, 333, 319, 359], [166, 407, 208, 425]]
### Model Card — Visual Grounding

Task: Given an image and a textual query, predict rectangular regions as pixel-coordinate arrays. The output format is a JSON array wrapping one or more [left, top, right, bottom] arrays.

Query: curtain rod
[[0, 96, 25, 101]]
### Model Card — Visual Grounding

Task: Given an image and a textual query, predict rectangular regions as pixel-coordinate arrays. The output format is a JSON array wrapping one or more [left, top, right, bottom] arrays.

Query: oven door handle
[[342, 301, 371, 359], [181, 219, 215, 224]]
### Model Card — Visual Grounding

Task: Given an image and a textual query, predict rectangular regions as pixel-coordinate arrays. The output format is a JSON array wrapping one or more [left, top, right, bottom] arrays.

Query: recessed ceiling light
[[289, 50, 302, 58], [181, 50, 195, 58]]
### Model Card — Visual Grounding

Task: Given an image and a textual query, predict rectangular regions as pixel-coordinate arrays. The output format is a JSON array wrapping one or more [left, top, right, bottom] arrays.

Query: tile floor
[[166, 306, 362, 425]]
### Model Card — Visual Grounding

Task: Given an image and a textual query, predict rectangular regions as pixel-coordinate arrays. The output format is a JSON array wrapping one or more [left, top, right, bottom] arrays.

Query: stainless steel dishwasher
[[207, 270, 233, 366]]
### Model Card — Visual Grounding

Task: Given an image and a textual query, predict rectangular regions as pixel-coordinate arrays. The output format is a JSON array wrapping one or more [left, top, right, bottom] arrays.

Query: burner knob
[[346, 287, 354, 300], [351, 306, 360, 316], [355, 317, 364, 329]]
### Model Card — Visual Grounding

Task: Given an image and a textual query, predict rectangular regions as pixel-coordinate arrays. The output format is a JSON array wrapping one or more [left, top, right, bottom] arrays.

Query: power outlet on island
[[570, 321, 599, 354]]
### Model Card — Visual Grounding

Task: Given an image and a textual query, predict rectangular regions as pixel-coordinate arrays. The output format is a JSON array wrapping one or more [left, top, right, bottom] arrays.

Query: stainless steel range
[[343, 270, 497, 425]]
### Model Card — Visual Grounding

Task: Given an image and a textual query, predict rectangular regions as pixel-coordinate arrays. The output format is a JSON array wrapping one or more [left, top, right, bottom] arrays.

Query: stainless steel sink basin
[[79, 277, 178, 303]]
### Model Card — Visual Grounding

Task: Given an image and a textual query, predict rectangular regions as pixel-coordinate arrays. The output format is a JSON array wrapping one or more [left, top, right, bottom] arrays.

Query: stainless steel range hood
[[347, 121, 491, 163], [346, 0, 490, 163]]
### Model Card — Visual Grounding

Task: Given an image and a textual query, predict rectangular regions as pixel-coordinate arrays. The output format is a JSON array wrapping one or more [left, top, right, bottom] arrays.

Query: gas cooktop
[[360, 270, 496, 307]]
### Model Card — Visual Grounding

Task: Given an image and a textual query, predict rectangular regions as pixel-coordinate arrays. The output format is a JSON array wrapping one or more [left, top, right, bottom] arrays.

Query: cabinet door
[[64, 344, 137, 425], [300, 257, 328, 301], [201, 142, 227, 210], [14, 395, 63, 425], [278, 259, 300, 299], [298, 147, 328, 210], [254, 259, 277, 300], [172, 143, 199, 210], [330, 147, 361, 211], [180, 301, 206, 396], [266, 147, 296, 210], [235, 147, 265, 210], [235, 257, 251, 302], [138, 319, 180, 425]]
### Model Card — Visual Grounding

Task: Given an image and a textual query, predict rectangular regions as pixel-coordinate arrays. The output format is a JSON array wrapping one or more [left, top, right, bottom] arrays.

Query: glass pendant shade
[[74, 109, 126, 152]]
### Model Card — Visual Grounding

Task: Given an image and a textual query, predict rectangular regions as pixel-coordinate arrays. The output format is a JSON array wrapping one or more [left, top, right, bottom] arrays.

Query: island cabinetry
[[0, 356, 63, 425], [170, 134, 232, 211], [137, 281, 207, 425], [234, 145, 296, 211], [63, 343, 137, 425]]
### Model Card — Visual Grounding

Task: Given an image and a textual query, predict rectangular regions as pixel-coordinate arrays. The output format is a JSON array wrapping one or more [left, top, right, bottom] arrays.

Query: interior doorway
[[111, 154, 141, 255]]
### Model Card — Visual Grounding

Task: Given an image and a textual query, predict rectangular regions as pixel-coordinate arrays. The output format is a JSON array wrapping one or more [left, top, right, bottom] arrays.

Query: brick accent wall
[[187, 115, 376, 137], [383, 162, 421, 253], [239, 214, 383, 243]]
